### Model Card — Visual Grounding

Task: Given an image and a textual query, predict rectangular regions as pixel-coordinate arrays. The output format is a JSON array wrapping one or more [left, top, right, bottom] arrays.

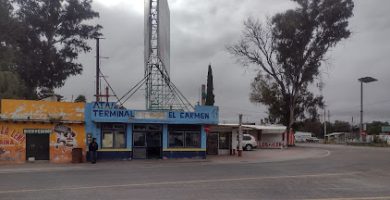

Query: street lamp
[[358, 76, 377, 141]]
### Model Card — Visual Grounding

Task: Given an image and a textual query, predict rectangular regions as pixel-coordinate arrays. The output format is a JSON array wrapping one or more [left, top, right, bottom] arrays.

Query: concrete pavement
[[208, 145, 330, 164], [1, 144, 390, 200]]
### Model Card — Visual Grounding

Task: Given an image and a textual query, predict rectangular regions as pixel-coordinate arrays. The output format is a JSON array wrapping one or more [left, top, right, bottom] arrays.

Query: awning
[[210, 124, 286, 134]]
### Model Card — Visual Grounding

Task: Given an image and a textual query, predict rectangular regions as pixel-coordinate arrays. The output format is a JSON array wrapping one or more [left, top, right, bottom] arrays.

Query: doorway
[[133, 125, 162, 159], [207, 132, 218, 155], [26, 134, 50, 160]]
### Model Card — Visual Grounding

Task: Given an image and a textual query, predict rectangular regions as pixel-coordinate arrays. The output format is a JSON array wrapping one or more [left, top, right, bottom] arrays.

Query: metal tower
[[144, 0, 192, 111]]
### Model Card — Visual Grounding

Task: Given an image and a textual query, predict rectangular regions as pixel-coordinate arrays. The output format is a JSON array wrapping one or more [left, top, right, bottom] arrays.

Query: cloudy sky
[[57, 0, 390, 124]]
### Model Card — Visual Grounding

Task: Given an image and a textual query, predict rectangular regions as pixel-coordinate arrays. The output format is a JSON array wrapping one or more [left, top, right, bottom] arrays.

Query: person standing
[[89, 138, 98, 164]]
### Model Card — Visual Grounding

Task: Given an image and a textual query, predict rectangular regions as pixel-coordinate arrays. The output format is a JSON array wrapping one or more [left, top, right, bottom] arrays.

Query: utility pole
[[358, 76, 377, 141], [95, 37, 101, 102], [350, 116, 354, 143], [105, 87, 109, 102], [360, 80, 363, 139], [323, 107, 327, 143], [238, 114, 243, 157]]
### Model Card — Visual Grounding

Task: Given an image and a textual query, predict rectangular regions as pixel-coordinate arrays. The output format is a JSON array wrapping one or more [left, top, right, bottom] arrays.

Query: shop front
[[207, 124, 287, 155], [85, 102, 218, 160], [0, 99, 85, 164]]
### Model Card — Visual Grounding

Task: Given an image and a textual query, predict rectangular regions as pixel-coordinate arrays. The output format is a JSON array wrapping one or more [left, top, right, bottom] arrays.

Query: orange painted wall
[[0, 99, 86, 164], [1, 99, 84, 121], [0, 122, 86, 164], [0, 124, 25, 163]]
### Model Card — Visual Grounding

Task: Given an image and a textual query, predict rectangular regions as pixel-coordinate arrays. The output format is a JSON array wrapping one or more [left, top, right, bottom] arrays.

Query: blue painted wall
[[162, 124, 168, 149], [201, 125, 207, 149], [84, 102, 218, 159], [126, 124, 133, 149]]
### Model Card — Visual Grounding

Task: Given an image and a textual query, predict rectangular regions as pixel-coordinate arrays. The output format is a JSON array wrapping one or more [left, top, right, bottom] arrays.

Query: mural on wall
[[54, 124, 77, 148], [50, 124, 83, 162], [0, 126, 25, 162]]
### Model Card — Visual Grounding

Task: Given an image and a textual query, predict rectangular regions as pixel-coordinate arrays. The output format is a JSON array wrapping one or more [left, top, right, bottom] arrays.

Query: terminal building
[[85, 102, 218, 160]]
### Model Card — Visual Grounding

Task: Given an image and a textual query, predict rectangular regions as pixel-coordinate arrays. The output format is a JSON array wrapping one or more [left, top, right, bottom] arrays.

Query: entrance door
[[133, 132, 147, 159], [26, 134, 50, 160], [132, 125, 162, 159], [207, 133, 218, 155], [146, 132, 161, 159]]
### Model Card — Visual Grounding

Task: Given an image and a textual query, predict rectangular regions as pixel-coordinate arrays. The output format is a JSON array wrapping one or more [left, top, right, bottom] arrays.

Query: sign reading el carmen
[[168, 111, 210, 120]]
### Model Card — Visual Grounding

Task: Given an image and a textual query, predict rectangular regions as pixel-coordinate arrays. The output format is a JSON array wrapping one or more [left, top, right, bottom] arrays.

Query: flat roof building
[[85, 102, 219, 160]]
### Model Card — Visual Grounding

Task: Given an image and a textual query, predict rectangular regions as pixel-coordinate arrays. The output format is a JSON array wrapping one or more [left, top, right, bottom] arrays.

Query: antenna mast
[[144, 0, 192, 111]]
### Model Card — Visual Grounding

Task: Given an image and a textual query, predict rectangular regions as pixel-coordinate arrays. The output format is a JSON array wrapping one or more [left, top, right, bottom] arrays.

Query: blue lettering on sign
[[91, 102, 135, 119], [93, 109, 134, 118], [176, 112, 210, 120], [168, 112, 176, 119], [93, 102, 120, 110]]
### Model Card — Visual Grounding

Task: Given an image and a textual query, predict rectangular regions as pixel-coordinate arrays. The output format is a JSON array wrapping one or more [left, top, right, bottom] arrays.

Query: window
[[185, 132, 201, 148], [114, 131, 125, 148], [169, 131, 184, 147], [101, 123, 126, 148], [134, 124, 162, 131], [168, 125, 201, 148], [219, 132, 230, 149], [102, 132, 113, 148], [133, 125, 147, 131], [243, 136, 251, 141], [133, 132, 145, 147], [168, 131, 201, 148]]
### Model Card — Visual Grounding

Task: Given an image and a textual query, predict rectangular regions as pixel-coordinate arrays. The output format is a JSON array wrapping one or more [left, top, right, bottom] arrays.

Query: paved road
[[0, 144, 390, 200]]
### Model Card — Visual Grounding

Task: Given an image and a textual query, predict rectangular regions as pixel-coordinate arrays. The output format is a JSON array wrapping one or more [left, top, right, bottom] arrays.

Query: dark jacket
[[89, 141, 98, 152]]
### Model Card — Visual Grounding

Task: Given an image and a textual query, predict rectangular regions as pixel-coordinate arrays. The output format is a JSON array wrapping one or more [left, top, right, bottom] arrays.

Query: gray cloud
[[58, 0, 390, 124]]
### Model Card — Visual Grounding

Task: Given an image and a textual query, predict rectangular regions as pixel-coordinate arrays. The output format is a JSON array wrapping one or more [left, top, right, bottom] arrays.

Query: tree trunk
[[287, 95, 296, 147], [286, 105, 294, 146]]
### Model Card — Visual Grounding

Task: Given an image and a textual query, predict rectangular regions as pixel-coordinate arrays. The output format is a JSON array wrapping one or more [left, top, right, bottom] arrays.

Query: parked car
[[306, 137, 320, 143], [242, 134, 258, 151]]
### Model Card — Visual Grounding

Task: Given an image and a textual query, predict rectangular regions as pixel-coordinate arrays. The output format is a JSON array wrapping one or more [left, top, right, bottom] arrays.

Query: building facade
[[85, 102, 218, 160], [0, 99, 85, 163], [207, 124, 287, 155]]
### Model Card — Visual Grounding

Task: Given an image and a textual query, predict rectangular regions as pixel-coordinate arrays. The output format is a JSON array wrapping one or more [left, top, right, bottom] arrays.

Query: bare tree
[[228, 0, 354, 143]]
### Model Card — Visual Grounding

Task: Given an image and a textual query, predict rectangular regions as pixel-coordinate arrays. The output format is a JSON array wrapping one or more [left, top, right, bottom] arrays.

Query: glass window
[[169, 131, 201, 148], [148, 125, 162, 131], [219, 132, 230, 149], [133, 132, 145, 147], [244, 136, 251, 141], [101, 123, 126, 149], [185, 132, 201, 148], [102, 124, 114, 129], [169, 131, 184, 147], [102, 132, 113, 148], [114, 131, 126, 148], [113, 124, 125, 129], [134, 125, 147, 131]]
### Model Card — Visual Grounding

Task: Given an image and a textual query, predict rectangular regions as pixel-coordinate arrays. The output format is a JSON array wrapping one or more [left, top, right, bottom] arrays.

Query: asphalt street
[[0, 144, 390, 200]]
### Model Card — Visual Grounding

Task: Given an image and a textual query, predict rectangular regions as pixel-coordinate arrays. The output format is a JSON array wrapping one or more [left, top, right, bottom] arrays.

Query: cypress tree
[[205, 64, 215, 106]]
